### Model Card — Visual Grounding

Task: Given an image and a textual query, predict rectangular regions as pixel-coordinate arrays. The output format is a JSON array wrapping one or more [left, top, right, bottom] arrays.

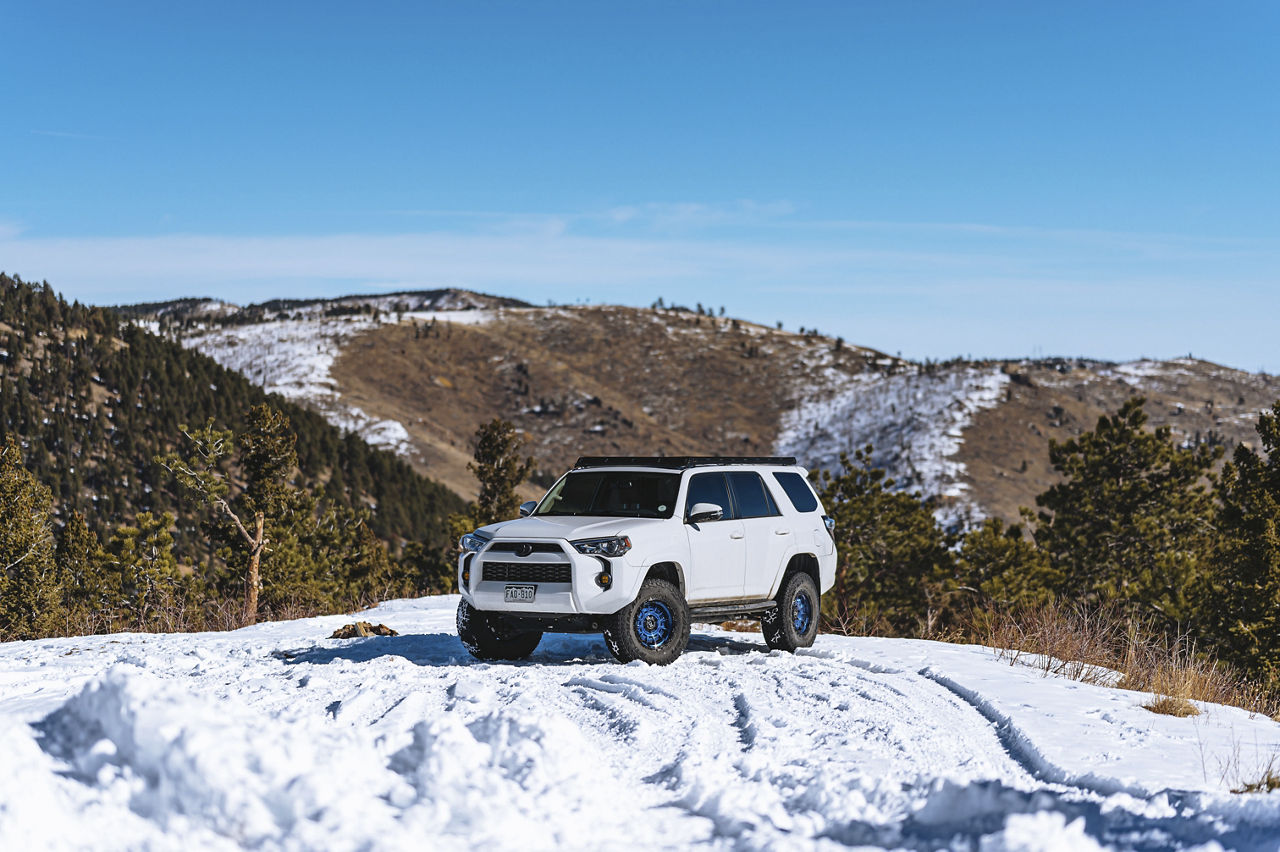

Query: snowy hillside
[[166, 298, 1010, 520], [174, 308, 496, 458], [776, 365, 1009, 526], [2, 596, 1278, 850], [137, 294, 1280, 523]]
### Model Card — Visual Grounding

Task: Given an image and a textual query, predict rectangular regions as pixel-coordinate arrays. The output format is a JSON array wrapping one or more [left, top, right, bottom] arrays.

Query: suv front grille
[[481, 562, 572, 583], [487, 542, 565, 555]]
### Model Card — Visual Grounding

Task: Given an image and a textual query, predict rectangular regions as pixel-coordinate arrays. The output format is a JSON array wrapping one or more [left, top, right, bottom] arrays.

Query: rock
[[329, 621, 399, 639]]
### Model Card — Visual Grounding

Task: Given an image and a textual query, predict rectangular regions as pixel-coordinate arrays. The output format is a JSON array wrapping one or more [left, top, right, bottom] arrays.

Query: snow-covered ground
[[777, 366, 1009, 527], [2, 596, 1278, 851]]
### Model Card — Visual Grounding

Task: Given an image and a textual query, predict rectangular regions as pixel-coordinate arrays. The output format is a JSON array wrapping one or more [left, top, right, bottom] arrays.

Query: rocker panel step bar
[[688, 600, 778, 620]]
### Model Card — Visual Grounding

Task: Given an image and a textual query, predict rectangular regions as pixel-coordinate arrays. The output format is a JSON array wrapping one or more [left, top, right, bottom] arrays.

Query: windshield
[[536, 471, 680, 518]]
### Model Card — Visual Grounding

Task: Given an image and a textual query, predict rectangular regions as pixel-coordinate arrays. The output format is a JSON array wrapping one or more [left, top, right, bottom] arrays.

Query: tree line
[[0, 273, 463, 639], [819, 395, 1280, 691]]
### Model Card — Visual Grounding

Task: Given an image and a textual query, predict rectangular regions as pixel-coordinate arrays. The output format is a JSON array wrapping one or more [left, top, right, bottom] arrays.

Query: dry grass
[[1234, 769, 1280, 794], [972, 600, 1128, 686], [1116, 632, 1278, 718], [29, 589, 398, 645], [1144, 695, 1199, 717], [821, 605, 899, 640], [1232, 756, 1280, 794], [962, 601, 1280, 719]]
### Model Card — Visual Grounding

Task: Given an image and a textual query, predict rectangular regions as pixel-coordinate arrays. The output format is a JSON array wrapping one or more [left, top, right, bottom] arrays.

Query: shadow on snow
[[274, 629, 768, 668]]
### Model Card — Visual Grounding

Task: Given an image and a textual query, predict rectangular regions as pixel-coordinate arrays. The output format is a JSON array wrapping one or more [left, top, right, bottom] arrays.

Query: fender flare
[[619, 554, 688, 602], [768, 550, 820, 599]]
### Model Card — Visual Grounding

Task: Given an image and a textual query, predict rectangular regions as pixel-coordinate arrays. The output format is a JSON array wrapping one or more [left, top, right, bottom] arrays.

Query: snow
[[777, 366, 1010, 527], [2, 595, 1277, 850], [175, 309, 498, 459], [1098, 359, 1205, 385], [172, 312, 464, 460]]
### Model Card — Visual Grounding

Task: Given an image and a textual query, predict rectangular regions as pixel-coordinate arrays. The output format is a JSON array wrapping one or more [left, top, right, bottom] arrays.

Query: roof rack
[[572, 456, 798, 470]]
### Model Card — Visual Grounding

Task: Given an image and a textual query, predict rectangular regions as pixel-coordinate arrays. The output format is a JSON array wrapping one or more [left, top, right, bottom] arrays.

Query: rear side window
[[686, 473, 734, 520], [772, 471, 820, 513], [727, 472, 781, 519]]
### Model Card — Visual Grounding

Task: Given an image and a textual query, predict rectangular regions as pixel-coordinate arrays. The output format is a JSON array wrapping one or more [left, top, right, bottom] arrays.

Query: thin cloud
[[29, 129, 113, 141], [0, 217, 1271, 302], [603, 200, 796, 230], [1, 213, 1275, 370]]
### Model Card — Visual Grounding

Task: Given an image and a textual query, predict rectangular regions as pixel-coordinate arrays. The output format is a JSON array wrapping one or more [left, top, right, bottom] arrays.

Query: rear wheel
[[762, 572, 819, 652], [603, 579, 690, 665], [456, 599, 542, 661]]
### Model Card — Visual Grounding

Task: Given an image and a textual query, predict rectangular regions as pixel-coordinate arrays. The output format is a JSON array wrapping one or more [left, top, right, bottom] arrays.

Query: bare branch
[[2, 533, 53, 574], [212, 498, 259, 548]]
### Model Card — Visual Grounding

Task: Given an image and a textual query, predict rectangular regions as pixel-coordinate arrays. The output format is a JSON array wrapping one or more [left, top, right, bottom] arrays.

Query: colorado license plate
[[504, 585, 536, 603]]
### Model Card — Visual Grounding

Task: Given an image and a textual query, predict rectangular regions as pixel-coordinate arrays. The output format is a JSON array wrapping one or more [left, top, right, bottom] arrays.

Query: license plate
[[504, 585, 536, 603]]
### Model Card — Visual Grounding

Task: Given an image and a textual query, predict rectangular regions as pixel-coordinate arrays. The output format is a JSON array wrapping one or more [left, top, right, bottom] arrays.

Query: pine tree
[[232, 405, 325, 616], [156, 419, 269, 625], [956, 517, 1054, 605], [468, 418, 535, 526], [105, 511, 179, 629], [0, 436, 65, 639], [815, 446, 956, 635], [1032, 397, 1221, 624], [1203, 401, 1280, 685], [56, 511, 111, 631], [445, 419, 536, 582]]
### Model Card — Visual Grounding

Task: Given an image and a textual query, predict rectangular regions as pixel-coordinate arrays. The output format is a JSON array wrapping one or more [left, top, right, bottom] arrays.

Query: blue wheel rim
[[792, 590, 813, 634], [634, 600, 675, 649]]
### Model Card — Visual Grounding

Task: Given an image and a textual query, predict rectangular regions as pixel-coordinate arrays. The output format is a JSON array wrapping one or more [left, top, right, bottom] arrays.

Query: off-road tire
[[456, 599, 543, 661], [762, 571, 819, 652], [603, 579, 690, 665]]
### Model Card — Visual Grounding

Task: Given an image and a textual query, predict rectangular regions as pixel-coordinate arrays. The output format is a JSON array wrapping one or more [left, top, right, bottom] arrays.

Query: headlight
[[460, 533, 489, 553], [572, 536, 632, 557]]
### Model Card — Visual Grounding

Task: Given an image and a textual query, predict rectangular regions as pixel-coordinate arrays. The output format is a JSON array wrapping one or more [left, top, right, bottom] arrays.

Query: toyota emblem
[[515, 544, 533, 557]]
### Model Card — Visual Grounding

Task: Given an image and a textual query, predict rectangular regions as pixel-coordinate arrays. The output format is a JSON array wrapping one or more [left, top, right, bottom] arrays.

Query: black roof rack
[[572, 456, 798, 470]]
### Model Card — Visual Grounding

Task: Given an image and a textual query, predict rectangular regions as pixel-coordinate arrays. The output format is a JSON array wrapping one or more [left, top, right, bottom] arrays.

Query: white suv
[[455, 456, 837, 665]]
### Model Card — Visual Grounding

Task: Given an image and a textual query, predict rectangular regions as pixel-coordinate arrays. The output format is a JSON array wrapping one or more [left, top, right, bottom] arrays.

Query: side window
[[727, 472, 780, 519], [772, 471, 820, 513], [685, 473, 734, 520]]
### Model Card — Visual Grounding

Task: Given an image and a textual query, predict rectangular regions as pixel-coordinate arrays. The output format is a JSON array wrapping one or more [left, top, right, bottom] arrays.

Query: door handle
[[730, 531, 745, 540], [774, 529, 791, 535]]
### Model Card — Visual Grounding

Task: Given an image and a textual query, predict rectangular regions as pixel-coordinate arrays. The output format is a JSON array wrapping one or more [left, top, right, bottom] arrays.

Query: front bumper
[[458, 539, 633, 616]]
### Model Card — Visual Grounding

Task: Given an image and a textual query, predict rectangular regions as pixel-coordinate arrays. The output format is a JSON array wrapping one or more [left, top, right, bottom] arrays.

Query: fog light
[[462, 568, 470, 584], [595, 572, 612, 589]]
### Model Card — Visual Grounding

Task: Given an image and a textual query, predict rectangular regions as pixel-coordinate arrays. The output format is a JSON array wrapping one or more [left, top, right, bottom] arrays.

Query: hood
[[477, 515, 670, 541]]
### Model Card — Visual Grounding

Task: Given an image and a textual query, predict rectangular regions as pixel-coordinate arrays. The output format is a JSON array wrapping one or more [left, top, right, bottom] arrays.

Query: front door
[[683, 472, 746, 601]]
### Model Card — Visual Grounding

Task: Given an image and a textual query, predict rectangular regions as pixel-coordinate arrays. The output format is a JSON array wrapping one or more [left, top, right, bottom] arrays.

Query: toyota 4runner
[[455, 456, 837, 665]]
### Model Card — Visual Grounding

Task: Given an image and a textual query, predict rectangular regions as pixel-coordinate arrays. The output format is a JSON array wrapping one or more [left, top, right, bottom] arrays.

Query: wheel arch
[[770, 552, 820, 599], [643, 561, 686, 598]]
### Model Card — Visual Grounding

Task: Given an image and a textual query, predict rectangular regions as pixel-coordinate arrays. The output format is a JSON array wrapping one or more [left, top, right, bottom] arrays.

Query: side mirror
[[519, 500, 538, 518], [687, 502, 724, 524]]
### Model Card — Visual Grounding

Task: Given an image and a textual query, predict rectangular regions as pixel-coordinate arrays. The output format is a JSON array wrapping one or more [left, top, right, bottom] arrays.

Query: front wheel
[[603, 579, 690, 665], [762, 572, 819, 652], [456, 599, 542, 661]]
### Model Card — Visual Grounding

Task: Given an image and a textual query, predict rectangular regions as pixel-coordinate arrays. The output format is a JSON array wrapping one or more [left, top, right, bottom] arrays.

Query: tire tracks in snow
[[814, 649, 1280, 851]]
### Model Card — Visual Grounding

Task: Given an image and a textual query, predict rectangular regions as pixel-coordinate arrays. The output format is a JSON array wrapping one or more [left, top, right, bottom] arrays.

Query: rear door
[[727, 471, 791, 598], [683, 472, 746, 601]]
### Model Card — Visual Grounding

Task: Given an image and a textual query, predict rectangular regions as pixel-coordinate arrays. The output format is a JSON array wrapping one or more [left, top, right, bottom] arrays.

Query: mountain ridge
[[124, 289, 1280, 526]]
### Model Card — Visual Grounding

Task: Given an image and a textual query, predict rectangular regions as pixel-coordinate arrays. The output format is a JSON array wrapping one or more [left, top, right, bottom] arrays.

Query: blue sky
[[2, 1, 1277, 369]]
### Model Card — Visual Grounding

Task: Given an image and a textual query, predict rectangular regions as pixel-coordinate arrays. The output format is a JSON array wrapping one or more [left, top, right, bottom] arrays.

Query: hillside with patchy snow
[[776, 366, 1010, 527], [2, 595, 1278, 850], [132, 292, 1280, 523]]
